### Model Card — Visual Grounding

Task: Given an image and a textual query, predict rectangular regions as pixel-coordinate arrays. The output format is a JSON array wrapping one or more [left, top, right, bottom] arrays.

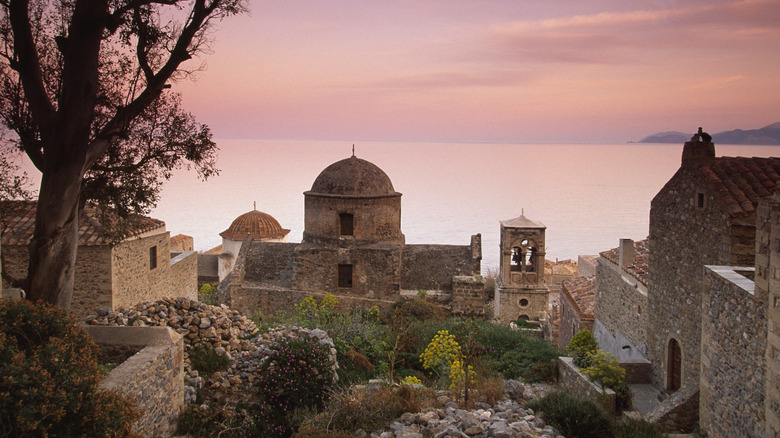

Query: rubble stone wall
[[594, 259, 648, 358]]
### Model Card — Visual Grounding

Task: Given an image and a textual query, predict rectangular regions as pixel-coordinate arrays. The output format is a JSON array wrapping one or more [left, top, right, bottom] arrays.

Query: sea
[[144, 140, 778, 274], [14, 140, 778, 274]]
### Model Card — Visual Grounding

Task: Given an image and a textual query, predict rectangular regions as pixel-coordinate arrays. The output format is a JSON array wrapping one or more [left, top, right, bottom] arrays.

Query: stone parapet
[[87, 326, 185, 438], [451, 275, 485, 315], [557, 357, 616, 415]]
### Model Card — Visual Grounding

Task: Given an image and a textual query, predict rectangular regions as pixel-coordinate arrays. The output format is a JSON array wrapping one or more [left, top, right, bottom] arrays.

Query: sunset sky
[[176, 0, 780, 143]]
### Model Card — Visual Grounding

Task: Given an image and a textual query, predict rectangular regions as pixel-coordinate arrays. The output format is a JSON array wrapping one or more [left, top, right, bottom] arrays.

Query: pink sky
[[175, 0, 780, 143]]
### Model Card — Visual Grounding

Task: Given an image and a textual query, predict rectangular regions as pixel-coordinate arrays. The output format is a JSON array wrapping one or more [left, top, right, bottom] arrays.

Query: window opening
[[511, 247, 523, 271], [338, 264, 353, 288], [697, 192, 705, 208], [667, 338, 682, 391], [149, 246, 158, 270], [340, 213, 354, 236], [519, 298, 529, 307]]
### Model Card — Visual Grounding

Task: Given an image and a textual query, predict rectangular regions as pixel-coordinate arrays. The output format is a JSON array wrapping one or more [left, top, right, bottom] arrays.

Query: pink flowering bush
[[256, 336, 335, 435]]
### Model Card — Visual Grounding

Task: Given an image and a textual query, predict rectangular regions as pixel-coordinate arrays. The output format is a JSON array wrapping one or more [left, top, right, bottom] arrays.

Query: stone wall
[[112, 232, 170, 308], [700, 265, 765, 437], [557, 357, 616, 415], [557, 287, 592, 349], [170, 251, 198, 299], [758, 193, 780, 436], [648, 166, 732, 389], [594, 258, 648, 359], [88, 326, 184, 438], [451, 275, 485, 315], [646, 384, 700, 433], [2, 243, 113, 319], [197, 253, 219, 288], [496, 284, 549, 323], [401, 244, 476, 291]]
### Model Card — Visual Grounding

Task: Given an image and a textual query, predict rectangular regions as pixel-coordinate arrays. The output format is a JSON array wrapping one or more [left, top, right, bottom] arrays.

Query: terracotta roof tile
[[562, 275, 596, 320], [1, 200, 165, 246], [699, 156, 780, 217], [600, 238, 649, 286]]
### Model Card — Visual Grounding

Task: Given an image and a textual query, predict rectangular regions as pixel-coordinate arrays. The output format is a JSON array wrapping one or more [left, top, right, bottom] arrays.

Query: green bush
[[522, 361, 558, 383], [189, 345, 231, 377], [525, 391, 614, 438], [614, 419, 663, 438], [0, 299, 139, 437], [567, 329, 598, 368]]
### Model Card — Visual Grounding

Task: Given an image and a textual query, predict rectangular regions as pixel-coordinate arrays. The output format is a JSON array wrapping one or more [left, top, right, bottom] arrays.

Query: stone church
[[220, 153, 483, 316]]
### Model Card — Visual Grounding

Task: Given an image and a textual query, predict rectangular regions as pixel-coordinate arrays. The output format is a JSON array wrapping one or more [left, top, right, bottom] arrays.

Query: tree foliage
[[0, 0, 246, 305]]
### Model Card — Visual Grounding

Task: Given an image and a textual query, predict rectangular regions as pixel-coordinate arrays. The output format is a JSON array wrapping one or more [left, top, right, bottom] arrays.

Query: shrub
[[256, 336, 336, 433], [567, 329, 598, 368], [582, 349, 626, 391], [198, 283, 218, 305], [522, 360, 558, 383], [189, 345, 231, 377], [525, 391, 614, 438], [396, 299, 447, 321], [0, 299, 139, 437], [420, 330, 474, 389], [615, 419, 663, 438]]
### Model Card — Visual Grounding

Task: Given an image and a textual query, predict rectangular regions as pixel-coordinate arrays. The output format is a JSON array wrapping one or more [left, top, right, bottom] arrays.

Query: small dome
[[220, 209, 290, 240], [308, 156, 398, 197]]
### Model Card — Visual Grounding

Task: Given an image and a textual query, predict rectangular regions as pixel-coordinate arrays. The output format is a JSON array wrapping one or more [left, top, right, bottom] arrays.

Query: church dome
[[220, 208, 290, 240], [308, 155, 398, 197]]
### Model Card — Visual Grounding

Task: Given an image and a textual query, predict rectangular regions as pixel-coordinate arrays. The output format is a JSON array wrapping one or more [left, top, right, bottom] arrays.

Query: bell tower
[[495, 212, 550, 323]]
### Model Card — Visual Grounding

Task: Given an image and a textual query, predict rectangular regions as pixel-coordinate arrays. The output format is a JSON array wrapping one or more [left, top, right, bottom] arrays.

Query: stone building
[[494, 213, 550, 322], [593, 238, 649, 362], [0, 201, 197, 318], [221, 154, 483, 316], [647, 130, 780, 396], [558, 275, 595, 349], [697, 190, 780, 437]]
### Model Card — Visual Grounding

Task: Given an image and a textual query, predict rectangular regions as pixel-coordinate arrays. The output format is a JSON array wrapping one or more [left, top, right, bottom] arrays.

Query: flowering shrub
[[581, 349, 626, 391], [0, 299, 138, 437], [567, 329, 598, 368], [256, 336, 335, 434], [401, 375, 422, 385], [420, 330, 474, 389], [198, 283, 217, 305]]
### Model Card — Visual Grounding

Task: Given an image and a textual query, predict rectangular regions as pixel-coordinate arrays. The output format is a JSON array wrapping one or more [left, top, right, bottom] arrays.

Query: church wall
[[700, 265, 765, 438], [401, 244, 475, 291], [244, 242, 297, 287], [758, 194, 780, 436], [496, 285, 549, 323], [227, 286, 399, 318], [647, 167, 732, 389], [303, 195, 403, 244], [292, 243, 401, 300]]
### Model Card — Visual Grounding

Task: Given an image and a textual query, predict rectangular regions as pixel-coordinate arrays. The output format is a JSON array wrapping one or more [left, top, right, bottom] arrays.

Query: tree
[[0, 0, 245, 307]]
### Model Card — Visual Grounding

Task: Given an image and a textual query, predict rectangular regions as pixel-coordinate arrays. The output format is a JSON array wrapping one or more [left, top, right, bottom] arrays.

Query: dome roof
[[220, 208, 290, 240], [307, 155, 399, 197]]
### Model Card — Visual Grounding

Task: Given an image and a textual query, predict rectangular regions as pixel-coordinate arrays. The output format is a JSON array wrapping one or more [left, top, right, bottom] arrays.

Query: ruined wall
[[758, 193, 780, 436], [594, 259, 648, 359], [648, 167, 732, 389], [699, 265, 765, 437], [451, 275, 485, 315], [243, 242, 297, 287], [401, 244, 475, 291]]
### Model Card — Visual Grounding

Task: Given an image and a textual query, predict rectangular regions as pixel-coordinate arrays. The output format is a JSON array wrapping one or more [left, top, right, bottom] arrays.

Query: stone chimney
[[619, 238, 635, 268], [681, 127, 715, 167]]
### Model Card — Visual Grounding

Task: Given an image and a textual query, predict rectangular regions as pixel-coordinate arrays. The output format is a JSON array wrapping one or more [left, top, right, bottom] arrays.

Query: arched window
[[667, 338, 682, 391], [511, 247, 523, 271], [340, 212, 354, 236]]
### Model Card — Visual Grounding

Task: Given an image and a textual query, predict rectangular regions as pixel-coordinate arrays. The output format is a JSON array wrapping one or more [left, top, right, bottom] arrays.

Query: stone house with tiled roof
[[643, 130, 780, 433], [593, 238, 649, 362], [558, 275, 595, 349], [1, 201, 197, 318]]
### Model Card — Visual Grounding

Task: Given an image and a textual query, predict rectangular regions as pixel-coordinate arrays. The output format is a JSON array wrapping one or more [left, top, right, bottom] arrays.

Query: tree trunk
[[26, 159, 85, 308]]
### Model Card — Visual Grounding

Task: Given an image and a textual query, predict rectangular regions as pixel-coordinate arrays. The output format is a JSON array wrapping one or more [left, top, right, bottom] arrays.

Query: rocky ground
[[369, 381, 562, 438]]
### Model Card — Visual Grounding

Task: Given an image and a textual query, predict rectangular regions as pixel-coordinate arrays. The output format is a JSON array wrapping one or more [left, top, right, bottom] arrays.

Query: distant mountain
[[638, 123, 780, 145]]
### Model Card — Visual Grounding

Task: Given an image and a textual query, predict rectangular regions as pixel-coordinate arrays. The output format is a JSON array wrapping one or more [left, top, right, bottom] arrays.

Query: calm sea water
[[146, 140, 778, 274]]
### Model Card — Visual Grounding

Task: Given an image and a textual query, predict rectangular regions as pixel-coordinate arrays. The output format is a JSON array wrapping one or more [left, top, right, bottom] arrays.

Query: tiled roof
[[1, 200, 165, 246], [698, 156, 780, 217], [600, 238, 649, 286], [562, 275, 595, 320], [220, 209, 290, 240]]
